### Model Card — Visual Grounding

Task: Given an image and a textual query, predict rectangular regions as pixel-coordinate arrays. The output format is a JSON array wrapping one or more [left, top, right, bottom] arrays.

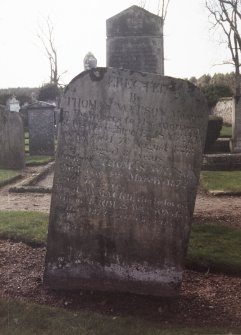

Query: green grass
[[0, 211, 241, 275], [0, 211, 48, 246], [0, 170, 21, 187], [187, 224, 241, 275], [201, 171, 241, 192], [25, 155, 53, 166], [0, 299, 230, 335], [25, 143, 29, 153], [220, 126, 232, 138]]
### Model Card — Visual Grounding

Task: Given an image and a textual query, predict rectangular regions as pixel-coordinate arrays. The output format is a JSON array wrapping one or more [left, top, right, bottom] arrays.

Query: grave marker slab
[[106, 6, 164, 74], [44, 68, 208, 297], [27, 102, 55, 156], [0, 110, 25, 169], [230, 96, 241, 153]]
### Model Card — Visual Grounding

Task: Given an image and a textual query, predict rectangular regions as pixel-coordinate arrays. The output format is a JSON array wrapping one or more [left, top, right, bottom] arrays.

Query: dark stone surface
[[106, 5, 163, 37], [106, 6, 164, 74], [44, 67, 208, 297], [27, 102, 55, 156], [0, 110, 25, 170], [202, 153, 241, 170], [54, 108, 61, 139], [230, 96, 241, 153]]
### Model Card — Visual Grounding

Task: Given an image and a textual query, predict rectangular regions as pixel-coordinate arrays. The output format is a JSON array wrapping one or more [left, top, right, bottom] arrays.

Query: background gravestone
[[27, 101, 55, 156], [44, 68, 208, 297], [6, 96, 20, 113], [0, 110, 25, 169], [106, 6, 164, 74], [230, 96, 241, 153]]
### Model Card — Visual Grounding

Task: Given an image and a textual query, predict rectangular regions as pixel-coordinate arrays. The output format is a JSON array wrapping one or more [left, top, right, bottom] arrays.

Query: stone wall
[[0, 110, 25, 170], [106, 6, 164, 74]]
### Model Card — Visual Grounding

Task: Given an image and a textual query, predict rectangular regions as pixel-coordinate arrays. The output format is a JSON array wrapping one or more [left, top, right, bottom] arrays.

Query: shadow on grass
[[0, 299, 231, 335]]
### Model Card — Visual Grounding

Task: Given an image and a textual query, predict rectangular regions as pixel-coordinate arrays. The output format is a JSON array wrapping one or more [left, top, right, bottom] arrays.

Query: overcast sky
[[0, 0, 234, 88]]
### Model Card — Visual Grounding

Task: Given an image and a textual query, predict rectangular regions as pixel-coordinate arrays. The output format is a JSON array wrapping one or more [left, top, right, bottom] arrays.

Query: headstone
[[6, 95, 20, 113], [230, 96, 241, 152], [106, 6, 164, 74], [27, 101, 55, 156], [44, 67, 208, 297], [83, 52, 97, 70], [0, 110, 25, 169]]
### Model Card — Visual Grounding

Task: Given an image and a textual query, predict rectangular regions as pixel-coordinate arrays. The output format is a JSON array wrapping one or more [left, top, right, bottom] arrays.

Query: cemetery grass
[[201, 171, 241, 193], [0, 211, 48, 246], [220, 125, 232, 138], [0, 212, 241, 331], [187, 224, 241, 275], [0, 239, 240, 332], [25, 155, 54, 166], [0, 299, 231, 335], [0, 170, 22, 187], [0, 210, 241, 275]]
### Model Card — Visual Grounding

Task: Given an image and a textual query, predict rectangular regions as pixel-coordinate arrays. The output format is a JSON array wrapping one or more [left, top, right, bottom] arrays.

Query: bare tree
[[206, 0, 241, 96], [157, 0, 171, 21], [139, 0, 147, 9], [37, 17, 65, 86]]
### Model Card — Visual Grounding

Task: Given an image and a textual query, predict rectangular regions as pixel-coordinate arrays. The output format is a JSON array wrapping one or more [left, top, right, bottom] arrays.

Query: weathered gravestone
[[106, 6, 164, 74], [44, 68, 208, 297], [0, 110, 25, 169], [27, 101, 55, 156], [6, 95, 20, 113]]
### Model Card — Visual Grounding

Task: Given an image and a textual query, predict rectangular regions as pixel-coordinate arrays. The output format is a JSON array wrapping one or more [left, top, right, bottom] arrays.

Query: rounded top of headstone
[[83, 52, 97, 70], [106, 5, 163, 37]]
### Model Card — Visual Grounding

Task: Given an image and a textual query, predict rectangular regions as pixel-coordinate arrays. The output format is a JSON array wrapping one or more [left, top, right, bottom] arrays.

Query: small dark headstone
[[44, 67, 208, 297], [27, 101, 55, 156]]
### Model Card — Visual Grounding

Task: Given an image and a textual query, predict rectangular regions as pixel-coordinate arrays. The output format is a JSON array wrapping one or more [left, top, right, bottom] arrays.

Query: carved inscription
[[56, 70, 207, 229]]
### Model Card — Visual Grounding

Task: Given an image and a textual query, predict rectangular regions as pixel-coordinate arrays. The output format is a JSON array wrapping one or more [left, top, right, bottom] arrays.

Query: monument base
[[229, 138, 241, 153], [44, 262, 182, 297]]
